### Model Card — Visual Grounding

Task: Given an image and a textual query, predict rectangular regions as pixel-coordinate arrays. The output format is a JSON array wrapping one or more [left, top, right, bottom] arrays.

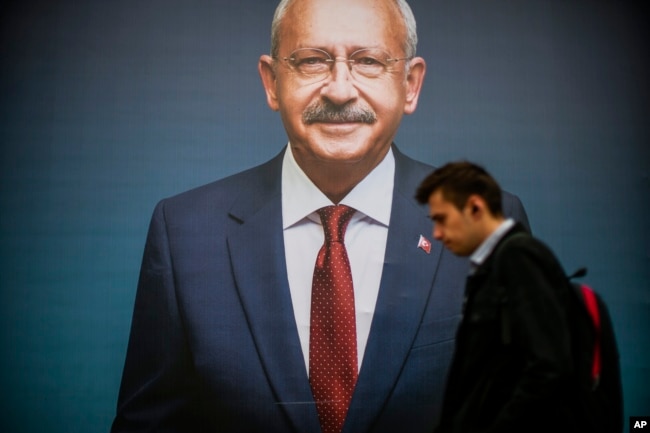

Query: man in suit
[[111, 1, 528, 432], [415, 161, 579, 433]]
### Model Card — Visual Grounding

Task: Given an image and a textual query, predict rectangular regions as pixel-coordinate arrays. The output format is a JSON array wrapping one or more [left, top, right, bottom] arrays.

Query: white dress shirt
[[282, 145, 394, 373]]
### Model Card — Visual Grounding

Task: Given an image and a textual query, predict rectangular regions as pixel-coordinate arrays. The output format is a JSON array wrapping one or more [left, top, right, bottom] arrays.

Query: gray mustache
[[302, 102, 377, 124]]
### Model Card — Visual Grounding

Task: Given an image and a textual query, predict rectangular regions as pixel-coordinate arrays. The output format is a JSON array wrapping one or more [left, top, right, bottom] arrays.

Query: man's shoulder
[[393, 146, 435, 185], [154, 150, 284, 218], [496, 226, 563, 271], [172, 151, 282, 200]]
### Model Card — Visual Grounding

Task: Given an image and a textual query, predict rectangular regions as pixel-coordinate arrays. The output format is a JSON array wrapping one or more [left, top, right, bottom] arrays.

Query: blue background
[[1, 1, 648, 431]]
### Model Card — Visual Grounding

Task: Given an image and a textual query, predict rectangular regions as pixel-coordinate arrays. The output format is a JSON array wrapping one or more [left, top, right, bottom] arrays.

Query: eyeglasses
[[277, 47, 410, 83]]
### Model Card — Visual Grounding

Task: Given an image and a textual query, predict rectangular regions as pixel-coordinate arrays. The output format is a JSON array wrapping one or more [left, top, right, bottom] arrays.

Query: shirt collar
[[281, 145, 395, 229], [469, 218, 516, 271]]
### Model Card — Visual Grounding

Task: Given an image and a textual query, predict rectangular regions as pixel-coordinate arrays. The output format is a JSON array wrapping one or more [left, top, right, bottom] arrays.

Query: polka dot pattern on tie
[[309, 205, 358, 433]]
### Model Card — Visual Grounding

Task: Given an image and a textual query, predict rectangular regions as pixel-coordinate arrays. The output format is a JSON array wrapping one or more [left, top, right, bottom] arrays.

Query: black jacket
[[434, 223, 581, 433]]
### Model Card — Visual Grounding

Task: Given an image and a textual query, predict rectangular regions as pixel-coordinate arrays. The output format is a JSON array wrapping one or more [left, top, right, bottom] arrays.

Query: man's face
[[427, 190, 482, 257], [259, 0, 425, 169]]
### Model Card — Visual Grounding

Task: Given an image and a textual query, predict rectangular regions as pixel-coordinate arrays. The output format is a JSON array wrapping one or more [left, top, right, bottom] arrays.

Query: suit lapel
[[226, 152, 320, 433]]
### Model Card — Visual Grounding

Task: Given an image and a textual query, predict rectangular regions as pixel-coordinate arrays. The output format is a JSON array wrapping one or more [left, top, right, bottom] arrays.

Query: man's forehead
[[429, 191, 457, 211], [279, 0, 404, 51], [287, 0, 395, 13], [429, 190, 447, 204]]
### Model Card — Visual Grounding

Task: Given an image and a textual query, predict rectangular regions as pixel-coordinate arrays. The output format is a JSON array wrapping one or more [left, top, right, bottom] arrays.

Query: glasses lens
[[288, 48, 331, 78], [349, 48, 390, 78]]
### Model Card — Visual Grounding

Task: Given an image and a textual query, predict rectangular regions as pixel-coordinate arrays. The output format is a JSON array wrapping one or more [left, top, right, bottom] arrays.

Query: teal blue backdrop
[[1, 1, 648, 431]]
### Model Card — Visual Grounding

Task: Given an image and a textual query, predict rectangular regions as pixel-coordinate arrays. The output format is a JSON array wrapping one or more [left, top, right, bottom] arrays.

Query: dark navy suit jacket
[[111, 146, 529, 433]]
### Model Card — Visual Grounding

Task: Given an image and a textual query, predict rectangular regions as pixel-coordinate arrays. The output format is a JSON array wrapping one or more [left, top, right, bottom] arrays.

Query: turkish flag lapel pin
[[418, 235, 431, 254]]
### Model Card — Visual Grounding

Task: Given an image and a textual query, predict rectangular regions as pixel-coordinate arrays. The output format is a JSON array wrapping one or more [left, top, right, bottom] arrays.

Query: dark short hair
[[415, 161, 503, 216]]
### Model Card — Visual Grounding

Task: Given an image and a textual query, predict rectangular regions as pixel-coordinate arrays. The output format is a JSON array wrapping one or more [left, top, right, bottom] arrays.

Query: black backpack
[[566, 267, 624, 433], [494, 234, 624, 432]]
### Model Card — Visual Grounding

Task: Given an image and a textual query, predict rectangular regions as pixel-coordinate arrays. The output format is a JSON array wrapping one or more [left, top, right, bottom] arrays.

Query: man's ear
[[466, 195, 484, 218], [403, 56, 426, 115], [258, 55, 280, 111]]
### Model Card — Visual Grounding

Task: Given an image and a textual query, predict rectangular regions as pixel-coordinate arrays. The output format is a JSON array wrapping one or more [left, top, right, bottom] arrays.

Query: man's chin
[[314, 149, 366, 164], [306, 134, 370, 159]]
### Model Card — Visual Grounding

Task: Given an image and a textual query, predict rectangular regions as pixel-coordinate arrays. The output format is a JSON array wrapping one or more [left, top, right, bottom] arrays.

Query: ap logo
[[631, 417, 650, 431]]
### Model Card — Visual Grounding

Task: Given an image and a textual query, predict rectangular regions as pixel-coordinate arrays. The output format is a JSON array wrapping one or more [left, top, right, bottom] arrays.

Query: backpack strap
[[578, 283, 602, 389]]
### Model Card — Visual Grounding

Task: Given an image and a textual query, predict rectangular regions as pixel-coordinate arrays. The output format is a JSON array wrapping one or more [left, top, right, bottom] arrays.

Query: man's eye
[[298, 57, 328, 66], [354, 56, 382, 66]]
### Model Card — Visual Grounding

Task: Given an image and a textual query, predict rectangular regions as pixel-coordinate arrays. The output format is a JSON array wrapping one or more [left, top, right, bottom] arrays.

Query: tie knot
[[317, 205, 356, 244]]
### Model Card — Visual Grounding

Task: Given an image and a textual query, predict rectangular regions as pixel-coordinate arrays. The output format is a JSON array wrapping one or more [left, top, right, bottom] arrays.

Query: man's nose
[[320, 60, 358, 105], [433, 225, 443, 241]]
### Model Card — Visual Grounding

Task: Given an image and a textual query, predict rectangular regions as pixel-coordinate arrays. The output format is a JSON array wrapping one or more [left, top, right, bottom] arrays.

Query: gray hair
[[270, 0, 418, 59]]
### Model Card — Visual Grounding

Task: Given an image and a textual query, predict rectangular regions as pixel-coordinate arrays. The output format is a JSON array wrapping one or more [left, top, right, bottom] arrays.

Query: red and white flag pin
[[418, 235, 431, 254]]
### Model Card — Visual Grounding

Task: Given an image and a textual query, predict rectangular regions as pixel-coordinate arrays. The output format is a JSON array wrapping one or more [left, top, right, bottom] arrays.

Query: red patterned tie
[[310, 205, 358, 433]]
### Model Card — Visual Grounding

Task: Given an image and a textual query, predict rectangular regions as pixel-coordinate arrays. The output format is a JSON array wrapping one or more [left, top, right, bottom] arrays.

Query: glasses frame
[[276, 47, 411, 82]]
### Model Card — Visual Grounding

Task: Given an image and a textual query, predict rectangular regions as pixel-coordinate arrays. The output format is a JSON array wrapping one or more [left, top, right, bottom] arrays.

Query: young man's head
[[415, 161, 505, 256]]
